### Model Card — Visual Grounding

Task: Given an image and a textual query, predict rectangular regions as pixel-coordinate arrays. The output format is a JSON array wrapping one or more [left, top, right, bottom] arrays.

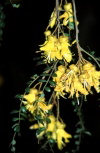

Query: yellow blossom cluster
[[23, 88, 52, 114], [48, 10, 57, 28], [59, 3, 74, 27], [53, 63, 100, 98], [30, 115, 72, 150], [40, 35, 72, 63]]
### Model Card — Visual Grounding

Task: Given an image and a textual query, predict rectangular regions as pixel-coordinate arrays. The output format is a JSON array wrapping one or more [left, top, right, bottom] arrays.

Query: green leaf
[[75, 141, 80, 145], [11, 146, 16, 152], [59, 60, 64, 65], [38, 79, 47, 83], [76, 128, 82, 133], [26, 80, 33, 85], [44, 66, 52, 71], [49, 138, 55, 144], [34, 115, 42, 121], [25, 87, 30, 93], [64, 33, 70, 37], [20, 106, 27, 113], [44, 87, 51, 92], [12, 117, 24, 122], [33, 57, 41, 61], [46, 131, 52, 137], [10, 110, 19, 114], [84, 131, 92, 136], [15, 94, 23, 99], [39, 93, 45, 98], [11, 140, 16, 145], [48, 110, 53, 115], [12, 4, 20, 8], [90, 51, 95, 55], [20, 113, 27, 118], [31, 74, 38, 79], [46, 118, 51, 123], [49, 81, 56, 86], [13, 125, 20, 133], [72, 101, 76, 106], [73, 135, 79, 139], [69, 22, 74, 30], [34, 115, 44, 124], [12, 123, 19, 129], [36, 61, 45, 66], [52, 73, 57, 77], [40, 73, 49, 77], [36, 127, 46, 136]]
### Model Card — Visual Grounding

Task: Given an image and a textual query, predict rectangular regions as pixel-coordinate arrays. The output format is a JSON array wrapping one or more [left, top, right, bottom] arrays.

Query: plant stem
[[72, 0, 79, 44], [80, 47, 100, 68], [56, 0, 60, 38], [72, 0, 100, 67]]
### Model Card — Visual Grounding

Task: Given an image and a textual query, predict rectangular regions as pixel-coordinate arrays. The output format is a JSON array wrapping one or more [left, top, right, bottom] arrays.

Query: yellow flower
[[59, 12, 69, 26], [46, 115, 55, 133], [58, 65, 66, 73], [38, 102, 53, 112], [46, 116, 72, 150], [40, 35, 72, 63], [54, 82, 65, 98], [64, 3, 73, 13], [23, 88, 53, 114], [26, 104, 36, 114], [61, 49, 72, 63], [30, 123, 45, 138], [40, 35, 57, 52], [30, 115, 72, 150], [69, 64, 78, 72], [24, 88, 38, 103], [73, 78, 88, 97], [49, 10, 57, 28], [56, 128, 72, 150], [44, 30, 51, 37], [59, 3, 74, 27]]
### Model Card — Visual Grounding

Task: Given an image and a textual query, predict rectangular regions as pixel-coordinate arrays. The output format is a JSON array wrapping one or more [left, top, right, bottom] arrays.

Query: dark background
[[0, 0, 100, 153]]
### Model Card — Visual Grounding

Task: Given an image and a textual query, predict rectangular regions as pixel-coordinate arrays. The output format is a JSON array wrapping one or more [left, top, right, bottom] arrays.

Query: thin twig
[[56, 0, 60, 38], [80, 47, 100, 68]]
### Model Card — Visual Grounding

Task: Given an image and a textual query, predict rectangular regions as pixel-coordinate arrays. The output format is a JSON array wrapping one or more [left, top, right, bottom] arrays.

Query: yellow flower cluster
[[30, 115, 72, 150], [59, 3, 74, 27], [48, 10, 57, 28], [40, 35, 72, 63], [53, 63, 100, 98], [23, 88, 52, 114]]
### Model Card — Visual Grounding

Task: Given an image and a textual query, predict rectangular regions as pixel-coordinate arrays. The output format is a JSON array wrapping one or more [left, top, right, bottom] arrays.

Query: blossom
[[23, 88, 53, 114], [24, 88, 38, 103], [46, 116, 72, 150], [49, 10, 57, 28], [30, 115, 72, 150], [40, 35, 72, 63], [59, 3, 74, 27], [53, 62, 100, 98]]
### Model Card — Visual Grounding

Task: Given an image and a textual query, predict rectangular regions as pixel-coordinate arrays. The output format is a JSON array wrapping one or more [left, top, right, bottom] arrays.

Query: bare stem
[[80, 47, 100, 68], [72, 0, 79, 44], [56, 0, 60, 38], [72, 0, 84, 61]]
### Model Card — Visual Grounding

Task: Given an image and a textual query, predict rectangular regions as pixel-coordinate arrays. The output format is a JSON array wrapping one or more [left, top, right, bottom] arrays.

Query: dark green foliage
[[68, 22, 74, 30], [15, 94, 23, 99], [48, 138, 55, 144], [38, 79, 47, 83], [36, 127, 46, 136], [0, 4, 5, 45], [34, 114, 44, 125], [44, 87, 51, 92], [45, 117, 51, 123], [49, 80, 56, 86]]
